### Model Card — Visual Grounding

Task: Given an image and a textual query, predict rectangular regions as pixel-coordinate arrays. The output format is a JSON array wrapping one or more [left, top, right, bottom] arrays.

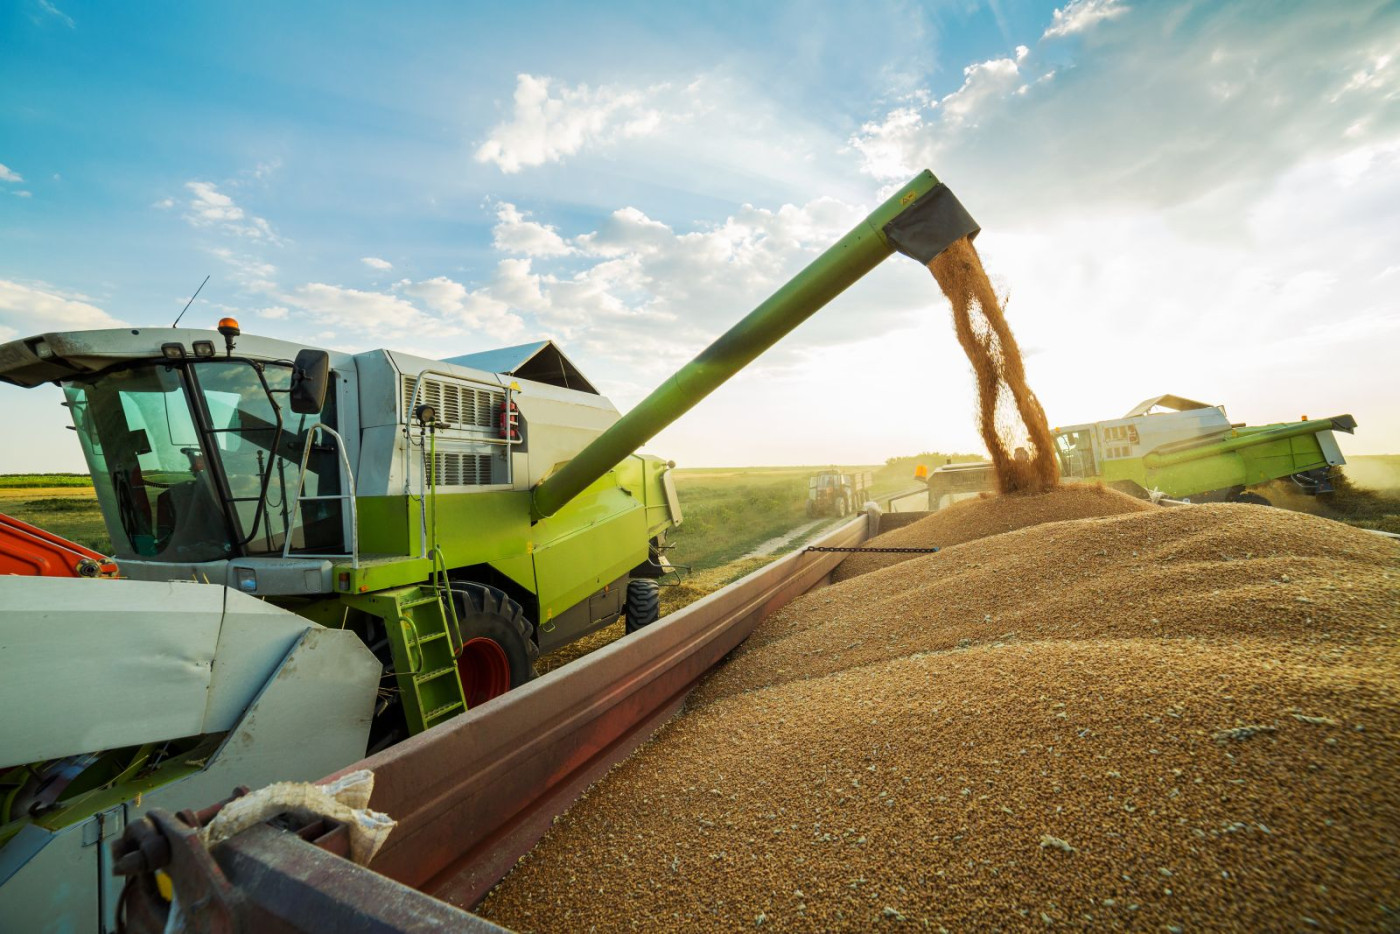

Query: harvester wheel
[[449, 583, 538, 707], [624, 578, 661, 634], [1230, 491, 1272, 506]]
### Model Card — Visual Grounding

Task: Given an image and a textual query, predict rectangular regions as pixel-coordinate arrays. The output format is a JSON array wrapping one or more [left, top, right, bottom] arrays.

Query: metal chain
[[804, 545, 940, 554]]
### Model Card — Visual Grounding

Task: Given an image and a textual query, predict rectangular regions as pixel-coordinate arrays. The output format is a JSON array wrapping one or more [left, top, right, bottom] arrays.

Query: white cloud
[[284, 283, 428, 332], [475, 74, 670, 173], [575, 207, 674, 257], [154, 197, 175, 209], [276, 276, 525, 345], [37, 0, 73, 28], [451, 195, 885, 382], [936, 46, 1029, 129], [491, 202, 573, 257], [403, 276, 525, 335], [361, 256, 393, 271], [0, 280, 124, 341], [209, 247, 277, 294], [258, 306, 289, 320], [1042, 0, 1127, 40], [183, 181, 280, 243], [248, 159, 282, 181], [848, 0, 1400, 225], [261, 194, 870, 372], [12, 190, 32, 199], [0, 163, 22, 183]]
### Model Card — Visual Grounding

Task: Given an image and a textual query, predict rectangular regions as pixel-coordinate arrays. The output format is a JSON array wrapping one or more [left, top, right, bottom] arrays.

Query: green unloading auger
[[531, 169, 978, 520]]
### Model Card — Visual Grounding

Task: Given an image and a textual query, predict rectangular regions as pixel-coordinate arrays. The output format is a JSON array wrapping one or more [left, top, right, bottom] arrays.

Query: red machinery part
[[0, 512, 117, 578]]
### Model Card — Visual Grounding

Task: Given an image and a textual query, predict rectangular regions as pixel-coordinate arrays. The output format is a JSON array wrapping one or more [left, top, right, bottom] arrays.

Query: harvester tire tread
[[625, 579, 661, 634], [450, 583, 539, 688]]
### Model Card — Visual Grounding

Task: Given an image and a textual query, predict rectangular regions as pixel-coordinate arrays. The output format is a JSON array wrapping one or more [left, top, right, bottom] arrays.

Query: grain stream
[[929, 237, 1058, 495]]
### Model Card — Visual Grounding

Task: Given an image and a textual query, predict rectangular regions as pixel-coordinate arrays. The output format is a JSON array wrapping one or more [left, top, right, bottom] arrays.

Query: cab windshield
[[1055, 429, 1096, 478], [64, 360, 341, 562]]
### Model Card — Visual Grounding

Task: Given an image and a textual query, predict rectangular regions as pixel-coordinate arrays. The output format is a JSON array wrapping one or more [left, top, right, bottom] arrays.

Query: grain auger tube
[[529, 169, 978, 519]]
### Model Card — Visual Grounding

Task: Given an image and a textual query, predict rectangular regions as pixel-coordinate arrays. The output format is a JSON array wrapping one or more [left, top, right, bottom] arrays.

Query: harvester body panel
[[927, 396, 1353, 507], [0, 578, 379, 934], [0, 169, 980, 933]]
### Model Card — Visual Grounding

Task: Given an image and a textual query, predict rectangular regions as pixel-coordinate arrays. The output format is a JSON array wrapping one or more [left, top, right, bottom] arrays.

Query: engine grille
[[402, 375, 502, 430], [430, 452, 497, 486]]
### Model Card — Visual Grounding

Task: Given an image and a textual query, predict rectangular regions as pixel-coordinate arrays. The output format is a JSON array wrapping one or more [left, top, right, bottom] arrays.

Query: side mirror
[[289, 350, 331, 415]]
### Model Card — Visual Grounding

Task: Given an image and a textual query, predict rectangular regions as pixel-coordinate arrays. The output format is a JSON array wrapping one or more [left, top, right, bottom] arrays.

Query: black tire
[[1230, 491, 1272, 506], [449, 583, 538, 705], [624, 578, 661, 634]]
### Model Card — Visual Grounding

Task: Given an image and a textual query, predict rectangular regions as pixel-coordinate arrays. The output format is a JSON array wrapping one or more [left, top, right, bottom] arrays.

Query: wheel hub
[[457, 637, 511, 707]]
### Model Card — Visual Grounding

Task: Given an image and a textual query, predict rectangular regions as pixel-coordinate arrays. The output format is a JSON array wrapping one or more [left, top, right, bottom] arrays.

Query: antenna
[[172, 275, 211, 328]]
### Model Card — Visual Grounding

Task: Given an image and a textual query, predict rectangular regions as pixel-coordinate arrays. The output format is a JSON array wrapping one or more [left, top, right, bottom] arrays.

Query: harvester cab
[[0, 169, 981, 933]]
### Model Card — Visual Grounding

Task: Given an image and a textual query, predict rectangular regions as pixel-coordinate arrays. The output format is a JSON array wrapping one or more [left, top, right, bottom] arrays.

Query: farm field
[[0, 476, 109, 554], [3, 457, 1395, 567], [664, 464, 921, 570]]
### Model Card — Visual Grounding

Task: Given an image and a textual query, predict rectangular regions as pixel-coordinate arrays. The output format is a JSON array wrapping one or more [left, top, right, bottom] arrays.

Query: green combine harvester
[[0, 170, 980, 932], [925, 394, 1356, 508]]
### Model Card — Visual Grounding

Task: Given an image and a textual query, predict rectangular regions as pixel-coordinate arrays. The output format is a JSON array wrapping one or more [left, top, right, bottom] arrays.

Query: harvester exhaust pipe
[[530, 170, 978, 520]]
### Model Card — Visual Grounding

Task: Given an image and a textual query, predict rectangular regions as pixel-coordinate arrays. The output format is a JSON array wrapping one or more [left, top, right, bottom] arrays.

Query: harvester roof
[[1123, 393, 1218, 418], [442, 341, 598, 394]]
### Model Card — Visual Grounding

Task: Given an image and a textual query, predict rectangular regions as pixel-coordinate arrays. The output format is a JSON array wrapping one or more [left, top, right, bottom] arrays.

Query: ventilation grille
[[430, 452, 497, 486], [402, 376, 502, 430]]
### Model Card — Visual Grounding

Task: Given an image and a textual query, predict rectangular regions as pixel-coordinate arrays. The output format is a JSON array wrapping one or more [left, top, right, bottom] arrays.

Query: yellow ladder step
[[413, 665, 460, 685], [422, 701, 465, 724]]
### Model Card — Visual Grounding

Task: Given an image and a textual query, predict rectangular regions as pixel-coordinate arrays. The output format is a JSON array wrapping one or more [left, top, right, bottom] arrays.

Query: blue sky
[[3, 0, 1398, 471]]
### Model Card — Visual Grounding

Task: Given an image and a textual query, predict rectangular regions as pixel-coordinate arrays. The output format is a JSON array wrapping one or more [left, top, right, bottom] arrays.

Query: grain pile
[[832, 485, 1152, 583], [929, 238, 1058, 494], [481, 494, 1400, 932]]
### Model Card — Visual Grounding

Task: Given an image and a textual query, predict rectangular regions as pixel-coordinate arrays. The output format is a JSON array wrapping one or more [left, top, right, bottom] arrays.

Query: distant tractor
[[925, 394, 1355, 509], [807, 469, 872, 518]]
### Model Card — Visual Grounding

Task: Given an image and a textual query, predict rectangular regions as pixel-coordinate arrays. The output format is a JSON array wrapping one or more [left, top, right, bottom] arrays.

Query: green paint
[[1095, 420, 1338, 497], [343, 586, 467, 734], [356, 494, 412, 555], [1, 735, 223, 840]]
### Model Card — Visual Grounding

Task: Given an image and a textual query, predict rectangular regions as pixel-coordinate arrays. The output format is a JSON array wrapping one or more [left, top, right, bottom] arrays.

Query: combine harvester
[[924, 393, 1355, 510], [0, 170, 979, 932]]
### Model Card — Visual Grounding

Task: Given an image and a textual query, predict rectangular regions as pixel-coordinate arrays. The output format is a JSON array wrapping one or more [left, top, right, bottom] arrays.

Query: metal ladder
[[282, 423, 360, 566], [393, 588, 467, 731]]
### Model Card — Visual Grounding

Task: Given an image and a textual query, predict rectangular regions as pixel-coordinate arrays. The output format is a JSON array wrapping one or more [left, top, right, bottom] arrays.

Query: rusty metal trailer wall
[[327, 514, 870, 910]]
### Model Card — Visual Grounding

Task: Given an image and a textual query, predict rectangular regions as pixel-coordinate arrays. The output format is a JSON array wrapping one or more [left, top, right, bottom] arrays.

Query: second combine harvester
[[0, 170, 979, 932]]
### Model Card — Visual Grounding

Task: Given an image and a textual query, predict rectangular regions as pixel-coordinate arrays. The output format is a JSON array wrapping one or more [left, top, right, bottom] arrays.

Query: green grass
[[1, 494, 111, 553], [665, 469, 812, 570], [0, 473, 94, 488], [663, 462, 954, 571]]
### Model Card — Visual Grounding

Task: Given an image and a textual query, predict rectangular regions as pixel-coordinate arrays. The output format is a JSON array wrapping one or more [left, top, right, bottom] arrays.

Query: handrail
[[282, 423, 359, 568], [400, 367, 518, 559]]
